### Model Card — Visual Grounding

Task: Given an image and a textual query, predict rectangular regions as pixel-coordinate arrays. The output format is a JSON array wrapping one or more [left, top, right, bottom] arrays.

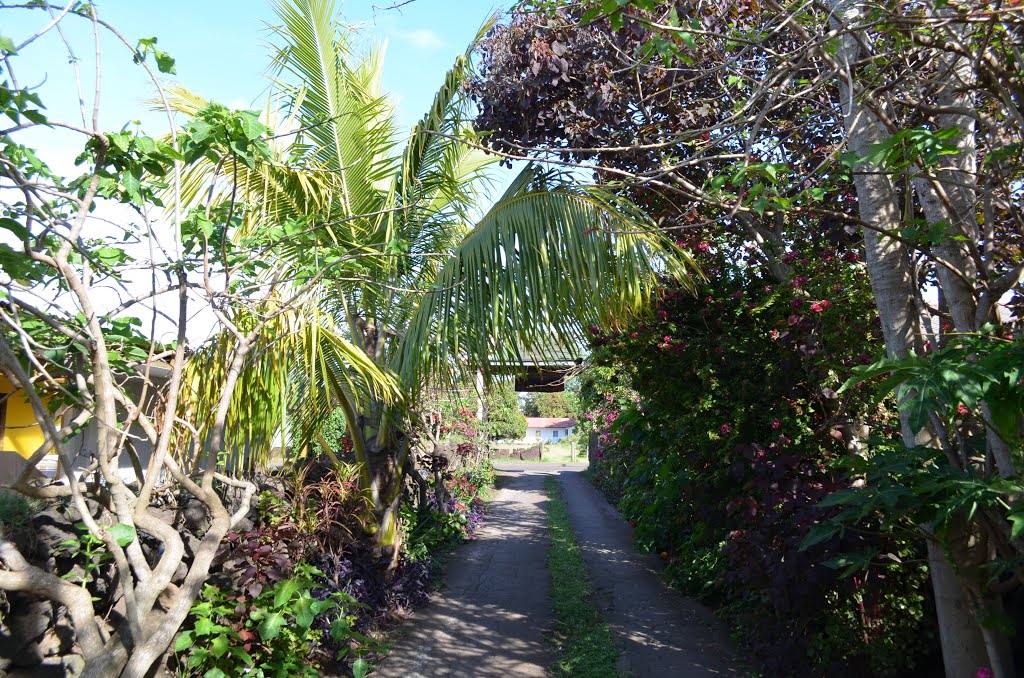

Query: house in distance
[[523, 417, 576, 444]]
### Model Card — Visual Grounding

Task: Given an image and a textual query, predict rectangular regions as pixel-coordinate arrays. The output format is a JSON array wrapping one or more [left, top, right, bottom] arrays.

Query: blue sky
[[3, 1, 507, 152], [2, 1, 515, 341]]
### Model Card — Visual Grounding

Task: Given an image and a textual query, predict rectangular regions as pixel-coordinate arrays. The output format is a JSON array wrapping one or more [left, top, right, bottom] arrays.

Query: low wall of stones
[[488, 445, 542, 461]]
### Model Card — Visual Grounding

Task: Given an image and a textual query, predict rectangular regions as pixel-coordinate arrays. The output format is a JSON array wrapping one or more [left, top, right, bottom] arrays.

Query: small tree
[[0, 7, 391, 676], [484, 382, 527, 441]]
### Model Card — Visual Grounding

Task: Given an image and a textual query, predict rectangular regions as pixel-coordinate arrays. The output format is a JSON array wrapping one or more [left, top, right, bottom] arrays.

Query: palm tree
[[173, 0, 693, 558]]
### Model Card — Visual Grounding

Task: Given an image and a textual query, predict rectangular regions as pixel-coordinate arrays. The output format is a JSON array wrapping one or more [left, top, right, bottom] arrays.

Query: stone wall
[[489, 445, 542, 461]]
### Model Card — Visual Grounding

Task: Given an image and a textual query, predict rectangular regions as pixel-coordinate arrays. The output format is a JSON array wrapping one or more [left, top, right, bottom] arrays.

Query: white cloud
[[396, 28, 445, 51]]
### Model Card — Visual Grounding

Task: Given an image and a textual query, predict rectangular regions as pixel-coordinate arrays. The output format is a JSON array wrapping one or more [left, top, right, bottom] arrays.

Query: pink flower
[[772, 419, 781, 430], [720, 424, 731, 435], [810, 302, 824, 313], [697, 242, 711, 253], [769, 329, 780, 340], [976, 669, 993, 678]]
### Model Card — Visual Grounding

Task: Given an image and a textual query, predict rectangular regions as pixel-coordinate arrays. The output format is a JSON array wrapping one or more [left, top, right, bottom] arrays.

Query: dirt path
[[375, 464, 739, 677]]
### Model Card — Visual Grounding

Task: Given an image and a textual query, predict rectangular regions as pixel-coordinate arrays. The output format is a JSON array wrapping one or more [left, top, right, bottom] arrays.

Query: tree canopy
[[485, 382, 528, 441]]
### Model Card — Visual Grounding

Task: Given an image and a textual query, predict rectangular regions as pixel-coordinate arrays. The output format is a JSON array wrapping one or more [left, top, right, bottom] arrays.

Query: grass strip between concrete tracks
[[544, 477, 621, 677]]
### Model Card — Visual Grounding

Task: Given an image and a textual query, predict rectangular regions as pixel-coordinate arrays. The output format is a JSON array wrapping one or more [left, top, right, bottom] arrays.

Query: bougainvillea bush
[[402, 459, 495, 564], [581, 241, 941, 676]]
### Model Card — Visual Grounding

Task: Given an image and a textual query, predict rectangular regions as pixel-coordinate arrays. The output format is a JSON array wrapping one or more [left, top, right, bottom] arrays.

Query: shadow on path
[[557, 469, 740, 677], [375, 463, 739, 677], [374, 469, 554, 677]]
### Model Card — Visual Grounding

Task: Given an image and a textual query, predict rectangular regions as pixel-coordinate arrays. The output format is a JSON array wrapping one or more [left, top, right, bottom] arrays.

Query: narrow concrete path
[[374, 468, 555, 677], [557, 469, 740, 677], [375, 463, 739, 677]]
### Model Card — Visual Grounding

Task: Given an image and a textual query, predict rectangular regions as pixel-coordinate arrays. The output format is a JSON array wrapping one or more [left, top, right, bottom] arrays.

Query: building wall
[[523, 426, 575, 444], [0, 375, 51, 483], [0, 375, 47, 458]]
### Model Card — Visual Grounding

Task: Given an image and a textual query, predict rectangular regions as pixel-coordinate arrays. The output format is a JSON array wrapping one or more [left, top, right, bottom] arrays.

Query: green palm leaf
[[397, 165, 695, 398]]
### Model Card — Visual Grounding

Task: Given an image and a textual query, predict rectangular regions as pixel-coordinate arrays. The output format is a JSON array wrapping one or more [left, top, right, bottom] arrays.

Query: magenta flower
[[976, 668, 993, 678], [720, 424, 731, 435]]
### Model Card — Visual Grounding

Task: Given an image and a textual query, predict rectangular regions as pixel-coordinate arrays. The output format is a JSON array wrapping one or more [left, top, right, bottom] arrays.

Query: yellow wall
[[0, 375, 47, 459]]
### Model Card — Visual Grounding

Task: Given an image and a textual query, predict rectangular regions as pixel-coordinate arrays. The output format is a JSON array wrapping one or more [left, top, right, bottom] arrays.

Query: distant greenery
[[318, 407, 348, 455], [484, 382, 527, 441], [544, 478, 619, 677], [522, 392, 576, 418]]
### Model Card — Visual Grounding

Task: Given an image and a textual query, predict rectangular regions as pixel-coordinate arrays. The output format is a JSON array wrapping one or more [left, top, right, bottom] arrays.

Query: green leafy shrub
[[581, 240, 939, 676], [401, 458, 493, 563], [175, 563, 361, 678]]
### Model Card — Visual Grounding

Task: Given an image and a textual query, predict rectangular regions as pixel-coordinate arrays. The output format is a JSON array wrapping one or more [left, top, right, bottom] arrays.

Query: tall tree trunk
[[910, 28, 1016, 673], [827, 2, 992, 674]]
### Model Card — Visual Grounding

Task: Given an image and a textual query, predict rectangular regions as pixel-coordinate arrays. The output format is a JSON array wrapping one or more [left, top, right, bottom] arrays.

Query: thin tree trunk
[[827, 2, 992, 674]]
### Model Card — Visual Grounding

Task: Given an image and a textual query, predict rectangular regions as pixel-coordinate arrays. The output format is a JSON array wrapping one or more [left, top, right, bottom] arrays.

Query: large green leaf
[[258, 611, 287, 641]]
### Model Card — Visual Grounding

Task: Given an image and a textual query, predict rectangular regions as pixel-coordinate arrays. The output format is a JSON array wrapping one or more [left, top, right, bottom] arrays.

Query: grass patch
[[544, 477, 620, 677], [0, 489, 39, 535]]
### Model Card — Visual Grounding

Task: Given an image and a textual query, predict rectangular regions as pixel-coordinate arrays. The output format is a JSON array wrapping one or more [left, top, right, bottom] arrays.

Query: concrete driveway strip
[[374, 467, 555, 678], [556, 468, 741, 677]]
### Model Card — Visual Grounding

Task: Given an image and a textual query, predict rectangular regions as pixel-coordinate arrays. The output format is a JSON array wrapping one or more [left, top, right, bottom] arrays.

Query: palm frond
[[175, 301, 400, 474], [396, 165, 696, 397], [269, 0, 397, 224]]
